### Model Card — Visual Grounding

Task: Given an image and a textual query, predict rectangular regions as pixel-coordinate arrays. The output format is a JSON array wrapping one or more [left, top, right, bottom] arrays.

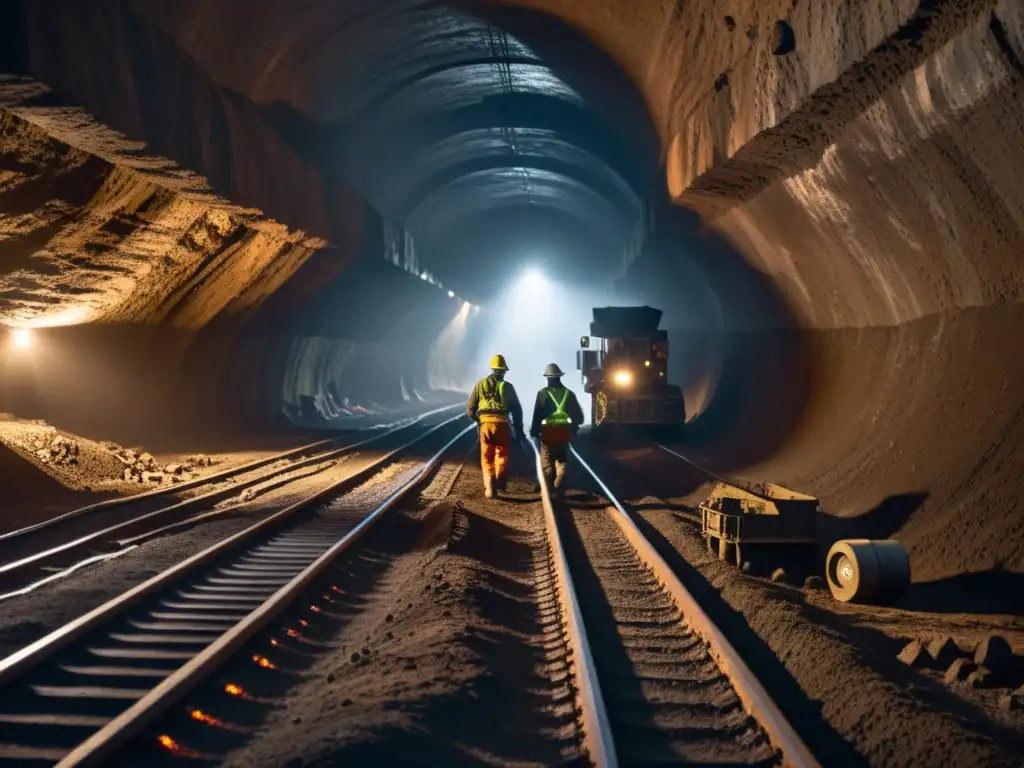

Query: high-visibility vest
[[541, 387, 571, 426], [477, 377, 508, 417]]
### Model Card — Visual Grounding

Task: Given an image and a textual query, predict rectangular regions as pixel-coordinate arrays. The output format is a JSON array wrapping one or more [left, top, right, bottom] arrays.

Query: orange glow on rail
[[252, 655, 276, 669], [157, 734, 203, 758], [270, 638, 280, 646], [286, 628, 301, 638], [310, 605, 322, 613], [224, 683, 250, 699], [190, 709, 225, 727], [298, 619, 309, 627]]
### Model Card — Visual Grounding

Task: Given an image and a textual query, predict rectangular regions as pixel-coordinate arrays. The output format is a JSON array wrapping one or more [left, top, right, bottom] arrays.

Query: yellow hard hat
[[489, 354, 509, 371]]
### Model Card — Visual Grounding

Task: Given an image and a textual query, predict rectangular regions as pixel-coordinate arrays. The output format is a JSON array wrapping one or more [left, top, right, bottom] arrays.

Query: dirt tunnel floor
[[580, 443, 1024, 768], [220, 446, 578, 767]]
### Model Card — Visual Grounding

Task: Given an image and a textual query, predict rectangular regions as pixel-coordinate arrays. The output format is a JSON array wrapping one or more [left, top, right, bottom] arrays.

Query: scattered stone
[[361, 646, 370, 656], [342, 698, 353, 707], [966, 667, 992, 688], [770, 568, 789, 584], [999, 692, 1022, 711], [974, 635, 1014, 675], [165, 463, 183, 475], [442, 610, 452, 618], [385, 631, 393, 640], [349, 652, 360, 664], [404, 660, 417, 671], [724, 15, 736, 30], [897, 640, 929, 668], [927, 637, 963, 668], [142, 472, 164, 484], [804, 575, 828, 591], [140, 452, 156, 469], [741, 561, 753, 573], [292, 716, 302, 724], [944, 658, 977, 684], [385, 614, 394, 623], [326, 672, 336, 683], [123, 469, 134, 482]]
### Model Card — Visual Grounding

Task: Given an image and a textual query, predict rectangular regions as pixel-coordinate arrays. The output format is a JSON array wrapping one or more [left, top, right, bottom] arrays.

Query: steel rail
[[0, 403, 460, 543], [530, 440, 618, 768], [0, 413, 467, 691], [54, 421, 474, 766], [0, 406, 460, 594], [569, 445, 822, 768]]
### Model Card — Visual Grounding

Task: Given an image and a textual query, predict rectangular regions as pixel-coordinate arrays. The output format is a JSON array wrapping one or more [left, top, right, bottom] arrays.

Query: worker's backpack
[[478, 377, 508, 415]]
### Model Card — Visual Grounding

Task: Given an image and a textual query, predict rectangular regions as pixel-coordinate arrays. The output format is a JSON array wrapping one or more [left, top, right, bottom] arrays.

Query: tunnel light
[[448, 290, 455, 298], [644, 360, 651, 367], [612, 369, 633, 388], [10, 328, 33, 350], [518, 268, 547, 291]]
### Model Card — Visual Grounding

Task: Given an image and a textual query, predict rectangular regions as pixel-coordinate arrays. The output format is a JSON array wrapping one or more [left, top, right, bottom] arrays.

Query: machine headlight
[[612, 369, 633, 388]]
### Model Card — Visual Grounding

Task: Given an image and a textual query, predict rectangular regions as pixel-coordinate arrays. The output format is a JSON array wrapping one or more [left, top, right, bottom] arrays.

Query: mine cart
[[700, 482, 819, 569]]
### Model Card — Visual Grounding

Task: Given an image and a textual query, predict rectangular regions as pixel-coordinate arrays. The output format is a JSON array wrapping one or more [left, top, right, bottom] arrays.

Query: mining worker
[[466, 354, 524, 499], [529, 363, 584, 498]]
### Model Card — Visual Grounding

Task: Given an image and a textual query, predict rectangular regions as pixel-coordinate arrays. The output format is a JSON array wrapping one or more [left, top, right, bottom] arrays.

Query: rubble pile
[[897, 634, 1024, 699], [29, 434, 81, 467], [107, 445, 218, 485]]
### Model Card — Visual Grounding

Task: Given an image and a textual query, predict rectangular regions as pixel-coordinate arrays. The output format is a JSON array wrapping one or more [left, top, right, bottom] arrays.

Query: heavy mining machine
[[576, 306, 686, 429]]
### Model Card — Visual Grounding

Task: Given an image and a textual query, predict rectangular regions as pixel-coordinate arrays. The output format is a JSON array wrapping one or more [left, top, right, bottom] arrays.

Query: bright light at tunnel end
[[517, 267, 547, 291]]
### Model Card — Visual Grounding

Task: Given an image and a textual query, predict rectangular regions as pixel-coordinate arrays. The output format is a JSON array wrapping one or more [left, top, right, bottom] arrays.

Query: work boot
[[495, 474, 508, 494], [483, 474, 495, 500]]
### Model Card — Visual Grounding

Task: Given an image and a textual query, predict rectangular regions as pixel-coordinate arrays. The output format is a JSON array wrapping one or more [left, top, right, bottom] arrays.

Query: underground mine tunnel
[[0, 1, 1023, 767]]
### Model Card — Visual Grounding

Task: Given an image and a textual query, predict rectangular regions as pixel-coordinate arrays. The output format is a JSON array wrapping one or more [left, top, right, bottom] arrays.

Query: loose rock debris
[[898, 634, 1022, 690], [0, 415, 218, 491], [108, 444, 217, 485]]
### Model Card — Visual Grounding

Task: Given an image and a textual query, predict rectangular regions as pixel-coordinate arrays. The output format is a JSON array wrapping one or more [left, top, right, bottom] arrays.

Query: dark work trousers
[[539, 424, 572, 496]]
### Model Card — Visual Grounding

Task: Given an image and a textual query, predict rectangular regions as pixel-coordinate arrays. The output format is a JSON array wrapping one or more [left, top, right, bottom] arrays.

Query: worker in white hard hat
[[466, 354, 524, 499], [529, 363, 584, 499]]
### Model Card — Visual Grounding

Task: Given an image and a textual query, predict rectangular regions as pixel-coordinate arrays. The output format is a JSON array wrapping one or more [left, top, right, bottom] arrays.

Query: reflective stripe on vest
[[478, 378, 508, 416], [541, 387, 571, 426]]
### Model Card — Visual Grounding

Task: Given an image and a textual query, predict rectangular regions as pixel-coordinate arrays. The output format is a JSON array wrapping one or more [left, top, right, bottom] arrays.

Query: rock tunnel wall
[[617, 0, 1024, 579], [0, 84, 468, 447]]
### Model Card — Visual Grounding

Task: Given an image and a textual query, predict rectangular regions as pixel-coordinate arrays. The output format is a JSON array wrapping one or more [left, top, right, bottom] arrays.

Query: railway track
[[0, 413, 473, 766], [0, 405, 460, 599], [533, 443, 820, 768]]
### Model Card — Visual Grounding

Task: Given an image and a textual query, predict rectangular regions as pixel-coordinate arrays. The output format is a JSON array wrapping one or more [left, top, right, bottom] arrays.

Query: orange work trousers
[[479, 420, 511, 485]]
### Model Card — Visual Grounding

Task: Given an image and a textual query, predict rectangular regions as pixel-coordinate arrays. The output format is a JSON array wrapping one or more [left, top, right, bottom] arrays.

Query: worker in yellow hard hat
[[529, 363, 584, 498], [466, 354, 524, 499]]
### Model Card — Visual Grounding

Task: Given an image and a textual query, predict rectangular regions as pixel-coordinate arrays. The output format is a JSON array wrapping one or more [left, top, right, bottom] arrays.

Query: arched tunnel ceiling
[[191, 0, 663, 301], [407, 167, 631, 244], [387, 128, 641, 222]]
